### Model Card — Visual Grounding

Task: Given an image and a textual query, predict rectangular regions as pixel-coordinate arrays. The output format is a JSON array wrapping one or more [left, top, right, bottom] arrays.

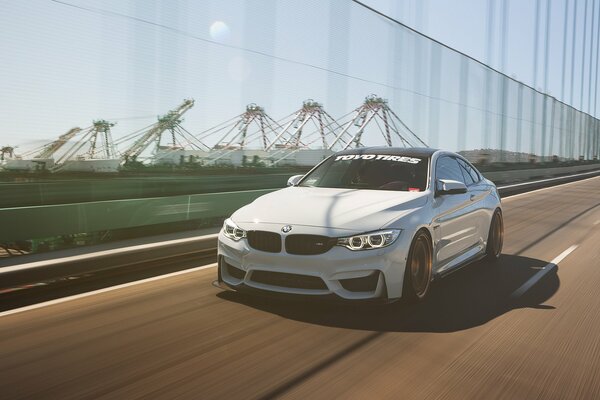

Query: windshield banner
[[334, 154, 421, 164]]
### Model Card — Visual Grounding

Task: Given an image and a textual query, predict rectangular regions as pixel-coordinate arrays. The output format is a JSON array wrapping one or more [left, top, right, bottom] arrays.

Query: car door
[[431, 156, 480, 271], [456, 158, 491, 245]]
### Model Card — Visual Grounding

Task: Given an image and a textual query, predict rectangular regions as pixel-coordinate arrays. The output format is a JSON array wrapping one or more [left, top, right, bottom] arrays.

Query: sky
[[1, 0, 598, 155], [368, 0, 598, 102]]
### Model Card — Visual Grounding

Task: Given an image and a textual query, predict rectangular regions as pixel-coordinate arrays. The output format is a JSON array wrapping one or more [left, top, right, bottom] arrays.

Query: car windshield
[[299, 154, 429, 191]]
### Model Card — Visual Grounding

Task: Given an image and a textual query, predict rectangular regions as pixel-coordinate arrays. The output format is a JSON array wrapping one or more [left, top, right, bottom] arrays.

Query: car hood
[[232, 186, 429, 232]]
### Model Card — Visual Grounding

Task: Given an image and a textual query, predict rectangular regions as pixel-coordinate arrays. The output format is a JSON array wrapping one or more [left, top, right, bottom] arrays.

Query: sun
[[209, 21, 230, 41]]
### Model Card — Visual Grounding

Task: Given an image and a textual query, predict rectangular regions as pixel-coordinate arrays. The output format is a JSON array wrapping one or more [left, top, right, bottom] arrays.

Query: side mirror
[[287, 174, 303, 187], [436, 179, 467, 195]]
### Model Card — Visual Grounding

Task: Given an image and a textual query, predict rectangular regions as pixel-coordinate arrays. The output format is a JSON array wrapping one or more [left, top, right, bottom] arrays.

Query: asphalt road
[[1, 176, 600, 399]]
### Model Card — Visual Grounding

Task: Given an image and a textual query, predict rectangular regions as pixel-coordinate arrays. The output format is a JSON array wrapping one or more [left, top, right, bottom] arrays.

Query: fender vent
[[224, 260, 246, 280], [339, 272, 380, 292]]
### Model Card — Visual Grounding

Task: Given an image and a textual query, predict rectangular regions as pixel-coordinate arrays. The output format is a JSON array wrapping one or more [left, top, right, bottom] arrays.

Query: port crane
[[328, 94, 428, 150], [54, 121, 117, 165], [120, 99, 204, 162], [0, 146, 16, 161], [35, 127, 83, 159]]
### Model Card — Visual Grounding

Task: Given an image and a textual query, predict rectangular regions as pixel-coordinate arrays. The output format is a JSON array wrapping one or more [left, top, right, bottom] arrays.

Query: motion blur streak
[[0, 263, 217, 318], [1, 177, 600, 399]]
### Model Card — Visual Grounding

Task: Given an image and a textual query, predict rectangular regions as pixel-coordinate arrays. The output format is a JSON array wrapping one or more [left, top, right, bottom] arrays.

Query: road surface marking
[[502, 175, 600, 201], [510, 245, 578, 299], [0, 263, 217, 318]]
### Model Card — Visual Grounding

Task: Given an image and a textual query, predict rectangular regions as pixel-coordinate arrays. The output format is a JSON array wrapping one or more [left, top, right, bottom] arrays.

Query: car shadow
[[216, 254, 559, 333]]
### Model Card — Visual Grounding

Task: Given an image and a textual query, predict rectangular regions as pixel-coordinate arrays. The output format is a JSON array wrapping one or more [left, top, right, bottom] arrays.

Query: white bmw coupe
[[218, 148, 503, 302]]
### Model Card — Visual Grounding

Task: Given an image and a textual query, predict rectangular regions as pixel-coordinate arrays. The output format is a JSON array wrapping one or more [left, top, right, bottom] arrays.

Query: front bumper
[[217, 228, 411, 300]]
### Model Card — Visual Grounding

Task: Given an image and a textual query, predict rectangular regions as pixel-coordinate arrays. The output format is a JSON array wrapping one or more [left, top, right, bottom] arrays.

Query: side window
[[435, 157, 465, 184], [470, 163, 483, 182], [458, 159, 481, 183], [456, 159, 476, 186]]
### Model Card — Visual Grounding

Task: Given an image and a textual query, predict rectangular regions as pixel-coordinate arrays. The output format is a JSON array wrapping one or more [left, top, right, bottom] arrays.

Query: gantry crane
[[329, 94, 428, 150], [198, 103, 289, 165], [54, 121, 117, 164], [35, 127, 82, 159], [0, 146, 15, 161], [120, 99, 201, 162], [265, 99, 348, 166], [204, 103, 284, 151], [265, 99, 345, 151]]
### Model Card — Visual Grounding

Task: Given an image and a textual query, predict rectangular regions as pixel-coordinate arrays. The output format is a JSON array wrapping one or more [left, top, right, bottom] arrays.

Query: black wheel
[[485, 209, 504, 261], [403, 230, 433, 302]]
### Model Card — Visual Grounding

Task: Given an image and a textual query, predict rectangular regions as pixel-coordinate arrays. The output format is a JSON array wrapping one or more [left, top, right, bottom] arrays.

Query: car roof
[[334, 147, 438, 158]]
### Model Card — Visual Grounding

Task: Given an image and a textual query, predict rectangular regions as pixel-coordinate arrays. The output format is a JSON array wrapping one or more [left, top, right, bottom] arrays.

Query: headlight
[[337, 229, 401, 251], [222, 218, 246, 241]]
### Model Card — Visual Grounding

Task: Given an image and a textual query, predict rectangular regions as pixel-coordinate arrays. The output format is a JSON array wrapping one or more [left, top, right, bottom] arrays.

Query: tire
[[403, 230, 433, 302], [485, 209, 504, 261]]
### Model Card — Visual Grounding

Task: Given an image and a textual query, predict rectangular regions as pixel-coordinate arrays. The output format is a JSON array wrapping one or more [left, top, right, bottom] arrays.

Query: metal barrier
[[0, 173, 293, 208], [485, 163, 600, 183], [0, 189, 273, 242]]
